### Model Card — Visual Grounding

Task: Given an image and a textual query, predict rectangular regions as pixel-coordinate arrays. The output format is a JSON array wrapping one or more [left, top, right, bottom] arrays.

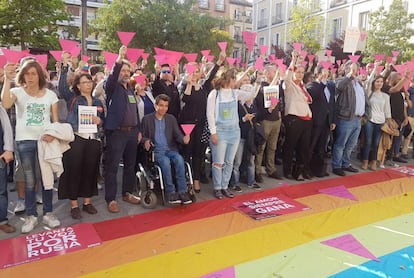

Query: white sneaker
[[14, 199, 25, 214], [22, 215, 38, 233], [42, 212, 60, 228]]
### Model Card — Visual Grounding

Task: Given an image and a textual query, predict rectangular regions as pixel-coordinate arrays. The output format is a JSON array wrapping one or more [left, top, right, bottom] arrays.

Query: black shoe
[[342, 165, 359, 173], [393, 156, 408, 163], [255, 173, 264, 183], [221, 189, 234, 198], [230, 185, 243, 193], [70, 207, 82, 220], [333, 168, 346, 176], [214, 190, 224, 199], [268, 172, 283, 180], [296, 174, 305, 181], [179, 192, 193, 205], [401, 154, 409, 160], [168, 192, 182, 204], [284, 173, 294, 179]]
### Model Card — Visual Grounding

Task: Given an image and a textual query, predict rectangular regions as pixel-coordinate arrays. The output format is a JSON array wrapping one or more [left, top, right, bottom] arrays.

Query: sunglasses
[[161, 70, 171, 74]]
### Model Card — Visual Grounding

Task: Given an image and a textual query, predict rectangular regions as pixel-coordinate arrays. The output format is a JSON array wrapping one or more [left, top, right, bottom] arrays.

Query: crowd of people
[[0, 44, 413, 235]]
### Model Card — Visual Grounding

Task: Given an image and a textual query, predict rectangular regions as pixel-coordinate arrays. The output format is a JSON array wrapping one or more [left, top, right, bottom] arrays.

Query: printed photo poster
[[263, 85, 279, 108], [78, 105, 97, 133], [343, 26, 365, 54], [233, 194, 310, 220]]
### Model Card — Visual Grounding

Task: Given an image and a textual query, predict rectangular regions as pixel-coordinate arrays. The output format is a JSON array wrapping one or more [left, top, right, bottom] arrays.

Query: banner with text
[[233, 194, 310, 220], [0, 223, 102, 269]]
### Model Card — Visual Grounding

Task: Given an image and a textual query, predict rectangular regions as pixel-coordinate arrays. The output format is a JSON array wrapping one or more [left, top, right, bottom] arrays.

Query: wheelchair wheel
[[141, 190, 158, 209]]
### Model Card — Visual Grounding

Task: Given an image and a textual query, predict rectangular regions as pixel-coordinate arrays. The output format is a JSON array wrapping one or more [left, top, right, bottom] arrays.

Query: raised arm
[[1, 63, 18, 109]]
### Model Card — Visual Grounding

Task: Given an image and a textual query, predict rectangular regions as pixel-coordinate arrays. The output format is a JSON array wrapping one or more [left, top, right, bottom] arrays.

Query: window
[[359, 11, 369, 31], [312, 0, 320, 11], [234, 26, 242, 42], [273, 2, 282, 24], [259, 37, 265, 46], [274, 33, 280, 46], [198, 0, 208, 9], [332, 17, 342, 39], [215, 0, 225, 11], [331, 0, 346, 7], [67, 5, 80, 17], [258, 9, 267, 29], [234, 9, 242, 21]]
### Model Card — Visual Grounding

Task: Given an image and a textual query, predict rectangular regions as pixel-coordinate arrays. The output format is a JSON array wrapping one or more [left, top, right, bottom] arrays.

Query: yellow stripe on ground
[[236, 212, 414, 277], [82, 178, 414, 278]]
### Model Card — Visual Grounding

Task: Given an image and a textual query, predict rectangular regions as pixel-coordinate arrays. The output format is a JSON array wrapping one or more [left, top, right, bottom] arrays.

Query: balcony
[[257, 18, 268, 29], [215, 3, 225, 12], [272, 16, 283, 25], [330, 0, 347, 8]]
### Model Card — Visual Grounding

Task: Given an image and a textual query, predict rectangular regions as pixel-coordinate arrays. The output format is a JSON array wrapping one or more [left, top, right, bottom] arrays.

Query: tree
[[289, 0, 324, 54], [0, 0, 69, 50], [92, 0, 233, 60], [367, 0, 414, 62]]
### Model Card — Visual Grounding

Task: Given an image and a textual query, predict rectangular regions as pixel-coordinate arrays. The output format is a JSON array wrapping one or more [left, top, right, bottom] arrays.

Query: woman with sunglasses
[[57, 53, 105, 220]]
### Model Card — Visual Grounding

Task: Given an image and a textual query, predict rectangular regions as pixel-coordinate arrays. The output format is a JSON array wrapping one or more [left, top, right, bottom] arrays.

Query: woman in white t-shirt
[[2, 60, 60, 233]]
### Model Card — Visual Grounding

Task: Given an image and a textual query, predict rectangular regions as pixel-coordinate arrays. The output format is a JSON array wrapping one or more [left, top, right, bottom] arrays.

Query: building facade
[[252, 0, 413, 54]]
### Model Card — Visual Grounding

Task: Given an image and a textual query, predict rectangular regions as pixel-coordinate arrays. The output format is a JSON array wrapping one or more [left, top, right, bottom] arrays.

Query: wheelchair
[[135, 145, 196, 209]]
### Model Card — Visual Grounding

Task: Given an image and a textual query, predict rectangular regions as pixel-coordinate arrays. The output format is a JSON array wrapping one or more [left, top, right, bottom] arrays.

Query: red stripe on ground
[[93, 169, 405, 242]]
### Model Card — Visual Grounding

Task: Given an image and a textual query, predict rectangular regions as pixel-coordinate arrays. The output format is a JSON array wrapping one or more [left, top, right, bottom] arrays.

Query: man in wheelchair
[[141, 94, 193, 205]]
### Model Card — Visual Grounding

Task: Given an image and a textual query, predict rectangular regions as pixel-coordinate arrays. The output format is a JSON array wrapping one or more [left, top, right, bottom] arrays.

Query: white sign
[[78, 105, 97, 133], [263, 85, 279, 108]]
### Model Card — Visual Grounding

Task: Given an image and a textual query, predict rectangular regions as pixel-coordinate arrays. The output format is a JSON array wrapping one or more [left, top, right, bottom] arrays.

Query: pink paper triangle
[[200, 50, 211, 58], [275, 59, 284, 67], [392, 50, 400, 57], [307, 55, 315, 62], [103, 51, 118, 69], [242, 31, 256, 51], [1, 49, 24, 63], [260, 45, 268, 56], [374, 54, 385, 62], [226, 57, 236, 66], [185, 63, 197, 74], [206, 55, 214, 62], [217, 41, 227, 52], [70, 47, 81, 57], [0, 55, 6, 68], [235, 57, 241, 64], [342, 59, 347, 64], [154, 54, 168, 66], [376, 65, 384, 74], [319, 185, 357, 201], [271, 97, 279, 106], [34, 54, 48, 69], [320, 61, 331, 69], [301, 61, 308, 67], [49, 50, 63, 62], [255, 57, 264, 70], [117, 31, 136, 46], [359, 67, 367, 76], [326, 49, 332, 57], [82, 55, 89, 63], [126, 48, 143, 63], [133, 75, 146, 86], [141, 53, 150, 60], [268, 54, 275, 62], [292, 42, 302, 52], [321, 234, 379, 261], [348, 55, 360, 63], [331, 68, 337, 73], [184, 53, 198, 63], [336, 60, 341, 66], [181, 124, 195, 135], [59, 39, 79, 52], [386, 57, 393, 64], [300, 50, 308, 59]]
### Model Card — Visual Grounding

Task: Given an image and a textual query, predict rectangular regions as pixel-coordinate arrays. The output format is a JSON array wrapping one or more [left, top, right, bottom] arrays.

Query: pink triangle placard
[[70, 47, 81, 57], [260, 45, 268, 56], [1, 49, 24, 64], [392, 50, 400, 57], [59, 39, 79, 52], [201, 50, 211, 58], [292, 42, 302, 52], [133, 75, 146, 87], [217, 41, 227, 52], [242, 31, 256, 51], [181, 124, 195, 135], [49, 50, 63, 62], [348, 55, 360, 63], [321, 234, 379, 261], [34, 54, 48, 69], [307, 55, 315, 62], [82, 55, 89, 63], [126, 48, 143, 63], [117, 31, 136, 46], [0, 56, 6, 68], [103, 51, 118, 69], [374, 54, 385, 62], [226, 57, 236, 66], [141, 53, 150, 60], [318, 185, 357, 201], [184, 53, 197, 63], [185, 63, 197, 74]]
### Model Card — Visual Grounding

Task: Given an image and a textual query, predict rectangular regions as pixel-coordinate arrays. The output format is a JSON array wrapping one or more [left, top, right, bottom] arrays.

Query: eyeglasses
[[160, 70, 171, 74], [79, 80, 93, 85]]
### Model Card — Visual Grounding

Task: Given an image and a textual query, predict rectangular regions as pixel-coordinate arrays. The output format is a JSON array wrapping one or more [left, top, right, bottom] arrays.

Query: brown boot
[[369, 160, 377, 171], [361, 160, 368, 170]]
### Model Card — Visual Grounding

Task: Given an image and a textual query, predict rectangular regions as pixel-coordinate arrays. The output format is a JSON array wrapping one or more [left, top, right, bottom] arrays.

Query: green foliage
[[289, 0, 323, 54], [367, 0, 414, 62], [0, 0, 69, 50], [93, 0, 233, 61]]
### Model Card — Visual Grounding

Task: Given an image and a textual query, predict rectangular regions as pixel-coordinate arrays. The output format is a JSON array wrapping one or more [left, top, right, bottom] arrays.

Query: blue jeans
[[332, 118, 361, 169], [16, 140, 53, 217], [155, 150, 186, 194], [210, 129, 240, 190], [0, 165, 8, 224], [362, 121, 382, 160], [231, 139, 255, 186], [392, 127, 403, 156]]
